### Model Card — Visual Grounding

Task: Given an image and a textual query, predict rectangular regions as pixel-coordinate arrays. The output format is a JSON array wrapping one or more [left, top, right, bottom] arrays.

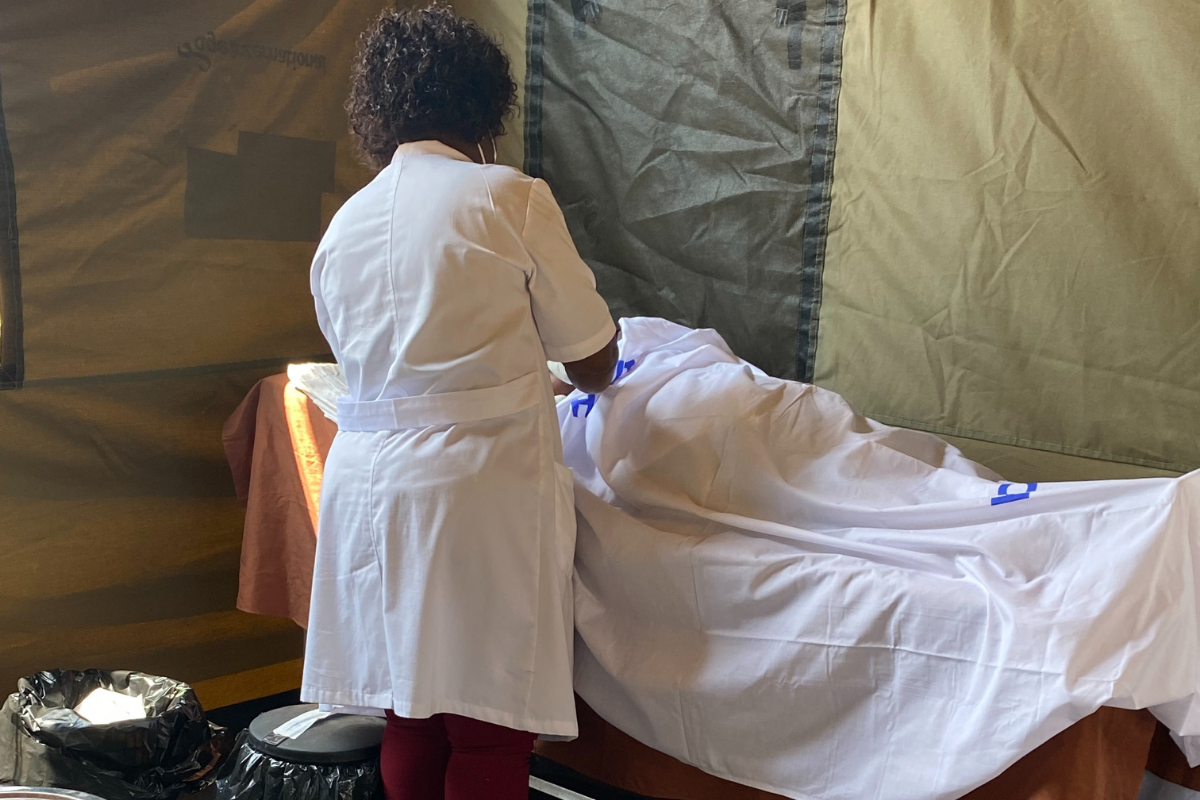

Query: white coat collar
[[391, 140, 473, 165]]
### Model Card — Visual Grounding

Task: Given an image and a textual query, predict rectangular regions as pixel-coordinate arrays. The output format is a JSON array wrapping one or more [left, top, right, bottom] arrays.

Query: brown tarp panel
[[0, 0, 384, 696], [0, 368, 306, 686], [1, 0, 377, 381]]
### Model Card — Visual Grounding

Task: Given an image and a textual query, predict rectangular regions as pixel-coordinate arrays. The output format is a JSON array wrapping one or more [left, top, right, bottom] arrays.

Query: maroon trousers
[[380, 711, 538, 800]]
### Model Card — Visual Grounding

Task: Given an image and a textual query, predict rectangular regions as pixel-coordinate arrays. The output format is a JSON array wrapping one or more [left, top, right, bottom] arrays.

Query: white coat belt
[[335, 372, 543, 432]]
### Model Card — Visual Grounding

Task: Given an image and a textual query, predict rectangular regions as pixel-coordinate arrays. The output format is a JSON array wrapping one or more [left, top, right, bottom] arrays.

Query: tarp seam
[[0, 62, 24, 390], [795, 0, 848, 383], [18, 354, 334, 390], [523, 0, 548, 178]]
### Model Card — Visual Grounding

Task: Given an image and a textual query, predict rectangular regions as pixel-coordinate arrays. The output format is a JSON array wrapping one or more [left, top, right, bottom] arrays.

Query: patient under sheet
[[558, 317, 1200, 800]]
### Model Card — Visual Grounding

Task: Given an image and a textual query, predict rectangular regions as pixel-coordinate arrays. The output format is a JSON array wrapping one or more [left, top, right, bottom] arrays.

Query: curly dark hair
[[347, 5, 518, 169]]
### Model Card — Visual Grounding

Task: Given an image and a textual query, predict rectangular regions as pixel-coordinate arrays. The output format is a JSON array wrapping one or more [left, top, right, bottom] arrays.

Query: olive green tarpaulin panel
[[0, 368, 306, 686], [525, 0, 847, 379], [1, 0, 377, 381], [0, 0, 385, 696], [816, 0, 1200, 472]]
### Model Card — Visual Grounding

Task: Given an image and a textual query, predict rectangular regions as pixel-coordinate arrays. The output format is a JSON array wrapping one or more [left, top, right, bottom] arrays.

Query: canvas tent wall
[[519, 0, 1198, 476], [0, 0, 386, 703], [0, 0, 1195, 702], [472, 0, 1197, 480]]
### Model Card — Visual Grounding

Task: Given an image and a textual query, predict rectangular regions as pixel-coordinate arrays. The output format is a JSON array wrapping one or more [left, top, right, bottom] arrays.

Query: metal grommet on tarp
[[214, 705, 385, 800]]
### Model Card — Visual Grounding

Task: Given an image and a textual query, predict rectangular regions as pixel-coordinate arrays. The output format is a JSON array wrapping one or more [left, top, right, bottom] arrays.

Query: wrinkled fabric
[[527, 0, 847, 381], [224, 375, 334, 629], [0, 0, 379, 709], [559, 317, 1200, 800], [819, 0, 1200, 471]]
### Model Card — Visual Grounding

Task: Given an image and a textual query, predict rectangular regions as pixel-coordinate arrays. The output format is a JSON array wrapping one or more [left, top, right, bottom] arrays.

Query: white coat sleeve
[[522, 178, 616, 364], [310, 244, 341, 362]]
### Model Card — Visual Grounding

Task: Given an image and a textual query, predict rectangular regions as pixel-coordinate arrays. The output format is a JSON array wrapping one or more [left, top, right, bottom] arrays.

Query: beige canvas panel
[[2, 0, 381, 382], [943, 434, 1180, 485], [451, 0, 528, 167], [0, 366, 305, 692], [817, 0, 1200, 472]]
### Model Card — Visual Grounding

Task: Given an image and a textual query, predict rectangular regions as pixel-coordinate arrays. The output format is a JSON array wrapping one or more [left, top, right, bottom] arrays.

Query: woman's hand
[[564, 334, 619, 395]]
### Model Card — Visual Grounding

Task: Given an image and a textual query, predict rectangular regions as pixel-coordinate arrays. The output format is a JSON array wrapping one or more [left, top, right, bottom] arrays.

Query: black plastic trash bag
[[0, 670, 225, 800], [213, 730, 380, 800]]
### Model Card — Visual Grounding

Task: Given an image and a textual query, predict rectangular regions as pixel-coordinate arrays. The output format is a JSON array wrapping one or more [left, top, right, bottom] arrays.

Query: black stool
[[214, 705, 386, 800]]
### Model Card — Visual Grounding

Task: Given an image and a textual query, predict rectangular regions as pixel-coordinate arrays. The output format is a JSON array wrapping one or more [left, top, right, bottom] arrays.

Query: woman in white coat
[[300, 7, 618, 799]]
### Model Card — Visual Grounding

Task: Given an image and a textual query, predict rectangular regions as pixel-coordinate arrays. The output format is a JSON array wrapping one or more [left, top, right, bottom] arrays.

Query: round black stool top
[[248, 704, 386, 765]]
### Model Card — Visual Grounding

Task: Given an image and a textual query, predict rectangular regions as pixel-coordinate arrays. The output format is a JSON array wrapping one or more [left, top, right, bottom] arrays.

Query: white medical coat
[[300, 140, 615, 736]]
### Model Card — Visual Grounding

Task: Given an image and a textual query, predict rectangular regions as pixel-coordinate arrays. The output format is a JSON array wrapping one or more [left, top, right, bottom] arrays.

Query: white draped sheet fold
[[558, 317, 1199, 800]]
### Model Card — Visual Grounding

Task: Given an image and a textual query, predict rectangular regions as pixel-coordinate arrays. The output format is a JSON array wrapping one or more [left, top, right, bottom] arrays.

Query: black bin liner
[[0, 670, 224, 800], [213, 730, 380, 800]]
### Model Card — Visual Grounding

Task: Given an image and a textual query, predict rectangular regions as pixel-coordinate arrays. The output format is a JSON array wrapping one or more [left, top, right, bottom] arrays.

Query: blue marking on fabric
[[571, 395, 596, 418], [991, 482, 1039, 506], [571, 361, 634, 420]]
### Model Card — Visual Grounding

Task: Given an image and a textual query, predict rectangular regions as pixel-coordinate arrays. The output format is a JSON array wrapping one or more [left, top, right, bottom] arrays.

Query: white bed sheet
[[558, 317, 1199, 800], [290, 318, 1200, 800]]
